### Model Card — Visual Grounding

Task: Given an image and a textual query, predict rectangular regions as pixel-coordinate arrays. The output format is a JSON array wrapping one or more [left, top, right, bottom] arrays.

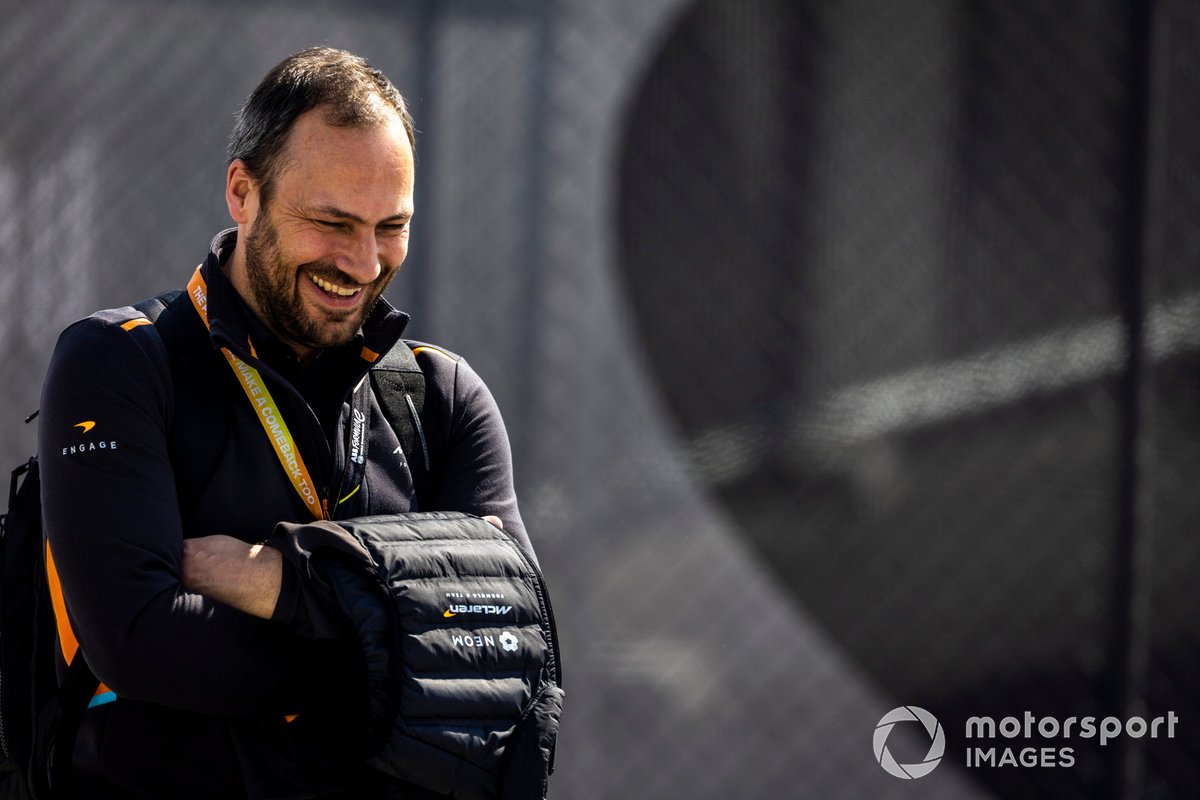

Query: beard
[[242, 209, 391, 353]]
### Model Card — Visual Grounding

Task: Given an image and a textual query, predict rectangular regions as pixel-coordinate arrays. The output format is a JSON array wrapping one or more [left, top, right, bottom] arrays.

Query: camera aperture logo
[[874, 706, 945, 779], [875, 706, 1180, 778]]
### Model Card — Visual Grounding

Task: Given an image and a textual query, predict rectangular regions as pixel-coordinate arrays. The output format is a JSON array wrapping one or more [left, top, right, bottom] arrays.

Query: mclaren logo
[[443, 604, 514, 618], [62, 420, 118, 456]]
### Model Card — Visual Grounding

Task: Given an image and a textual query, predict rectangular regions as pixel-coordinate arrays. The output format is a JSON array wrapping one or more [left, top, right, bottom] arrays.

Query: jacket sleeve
[[425, 355, 536, 564], [39, 314, 318, 718]]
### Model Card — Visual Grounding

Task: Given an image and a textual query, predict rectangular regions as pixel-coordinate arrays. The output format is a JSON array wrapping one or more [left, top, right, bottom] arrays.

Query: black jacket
[[37, 230, 532, 798]]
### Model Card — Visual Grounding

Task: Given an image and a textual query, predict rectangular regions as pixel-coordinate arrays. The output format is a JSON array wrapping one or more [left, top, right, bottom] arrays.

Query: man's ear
[[226, 160, 260, 225]]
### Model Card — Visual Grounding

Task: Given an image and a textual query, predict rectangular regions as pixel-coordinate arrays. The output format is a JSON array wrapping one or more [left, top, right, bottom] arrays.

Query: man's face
[[239, 108, 415, 355]]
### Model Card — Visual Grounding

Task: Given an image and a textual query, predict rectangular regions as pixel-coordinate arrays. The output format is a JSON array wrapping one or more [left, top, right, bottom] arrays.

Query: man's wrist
[[181, 535, 283, 620], [244, 544, 283, 619]]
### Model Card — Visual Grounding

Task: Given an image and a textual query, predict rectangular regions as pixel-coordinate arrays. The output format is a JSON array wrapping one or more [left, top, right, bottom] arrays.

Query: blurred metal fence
[[618, 0, 1199, 798], [0, 0, 1197, 798]]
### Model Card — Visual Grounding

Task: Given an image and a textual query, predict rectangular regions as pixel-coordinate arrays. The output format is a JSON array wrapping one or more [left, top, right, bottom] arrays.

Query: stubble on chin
[[244, 220, 335, 350], [242, 215, 397, 352]]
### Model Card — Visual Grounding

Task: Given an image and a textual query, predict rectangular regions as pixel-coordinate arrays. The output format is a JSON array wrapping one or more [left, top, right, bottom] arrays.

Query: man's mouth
[[308, 272, 363, 298]]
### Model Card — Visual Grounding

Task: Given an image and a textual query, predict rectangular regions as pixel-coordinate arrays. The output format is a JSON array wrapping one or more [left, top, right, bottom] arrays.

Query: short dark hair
[[228, 47, 416, 202]]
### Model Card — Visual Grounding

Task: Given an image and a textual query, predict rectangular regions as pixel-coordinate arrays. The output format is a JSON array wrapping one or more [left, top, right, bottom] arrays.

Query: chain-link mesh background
[[1, 1, 1197, 798]]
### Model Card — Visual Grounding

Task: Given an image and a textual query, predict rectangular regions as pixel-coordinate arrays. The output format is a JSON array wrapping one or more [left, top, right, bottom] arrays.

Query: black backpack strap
[[369, 343, 433, 507], [131, 290, 178, 326]]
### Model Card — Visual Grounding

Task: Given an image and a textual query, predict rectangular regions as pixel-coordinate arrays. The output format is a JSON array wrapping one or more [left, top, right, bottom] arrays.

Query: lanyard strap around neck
[[187, 267, 328, 520]]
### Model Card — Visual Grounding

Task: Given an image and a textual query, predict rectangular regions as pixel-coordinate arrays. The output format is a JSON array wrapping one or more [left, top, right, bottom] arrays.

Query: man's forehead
[[272, 112, 415, 214]]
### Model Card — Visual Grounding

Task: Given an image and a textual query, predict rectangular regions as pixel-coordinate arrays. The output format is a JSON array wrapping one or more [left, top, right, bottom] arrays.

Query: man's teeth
[[309, 274, 361, 297]]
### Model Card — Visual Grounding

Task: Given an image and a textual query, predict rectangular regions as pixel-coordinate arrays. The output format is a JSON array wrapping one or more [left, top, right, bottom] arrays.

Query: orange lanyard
[[186, 267, 327, 520]]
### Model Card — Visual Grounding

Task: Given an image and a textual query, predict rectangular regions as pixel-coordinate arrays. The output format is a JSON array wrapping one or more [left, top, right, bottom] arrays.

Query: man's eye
[[315, 219, 345, 230], [379, 223, 409, 235]]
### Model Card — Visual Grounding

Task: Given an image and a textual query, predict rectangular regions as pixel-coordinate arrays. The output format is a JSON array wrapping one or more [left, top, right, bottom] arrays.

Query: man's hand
[[181, 535, 282, 620]]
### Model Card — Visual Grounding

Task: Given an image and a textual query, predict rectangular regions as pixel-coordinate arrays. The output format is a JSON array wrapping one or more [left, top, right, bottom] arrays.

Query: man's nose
[[336, 231, 383, 285]]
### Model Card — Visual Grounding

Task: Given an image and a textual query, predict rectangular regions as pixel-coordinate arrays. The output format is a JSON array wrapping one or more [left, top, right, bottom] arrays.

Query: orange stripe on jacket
[[45, 542, 112, 698], [412, 345, 456, 364]]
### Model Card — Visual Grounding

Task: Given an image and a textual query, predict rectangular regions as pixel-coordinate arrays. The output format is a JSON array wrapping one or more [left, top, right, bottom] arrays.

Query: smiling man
[[230, 102, 414, 361], [37, 48, 532, 798]]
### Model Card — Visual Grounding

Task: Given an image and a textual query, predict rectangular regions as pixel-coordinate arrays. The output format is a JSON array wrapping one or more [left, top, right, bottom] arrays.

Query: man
[[38, 47, 531, 798]]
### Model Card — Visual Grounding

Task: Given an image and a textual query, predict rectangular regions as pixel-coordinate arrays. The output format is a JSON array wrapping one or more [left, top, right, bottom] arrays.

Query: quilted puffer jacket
[[268, 512, 564, 800]]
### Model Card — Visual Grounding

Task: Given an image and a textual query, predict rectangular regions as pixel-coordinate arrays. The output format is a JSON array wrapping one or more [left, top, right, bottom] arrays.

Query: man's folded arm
[[39, 317, 316, 718]]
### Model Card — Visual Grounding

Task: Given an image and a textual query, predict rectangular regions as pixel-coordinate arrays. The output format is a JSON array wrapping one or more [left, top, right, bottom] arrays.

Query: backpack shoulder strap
[[369, 342, 433, 507], [131, 288, 182, 324]]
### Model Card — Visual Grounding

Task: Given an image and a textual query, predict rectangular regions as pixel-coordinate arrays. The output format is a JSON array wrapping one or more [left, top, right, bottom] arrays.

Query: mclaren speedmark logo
[[62, 420, 118, 456], [443, 604, 514, 618]]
